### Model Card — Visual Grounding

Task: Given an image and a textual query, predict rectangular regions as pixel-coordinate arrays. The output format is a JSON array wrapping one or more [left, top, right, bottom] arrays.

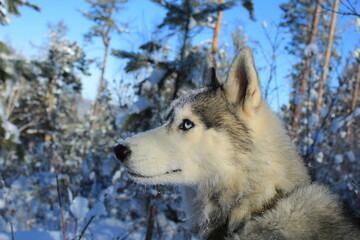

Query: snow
[[309, 88, 318, 101], [88, 202, 107, 217], [354, 107, 360, 117], [314, 129, 324, 144], [147, 68, 167, 85], [262, 21, 268, 28], [70, 196, 89, 220], [308, 112, 319, 128], [0, 231, 63, 240], [0, 11, 9, 26], [188, 16, 197, 30], [88, 218, 144, 240], [3, 120, 20, 143], [334, 154, 343, 164], [320, 106, 328, 118], [351, 47, 360, 60], [156, 213, 179, 239], [316, 151, 323, 163], [330, 117, 345, 133], [347, 151, 355, 162], [127, 96, 149, 113], [112, 170, 122, 182], [116, 96, 150, 126], [304, 43, 318, 57], [0, 218, 145, 240], [340, 131, 347, 139], [0, 101, 20, 143]]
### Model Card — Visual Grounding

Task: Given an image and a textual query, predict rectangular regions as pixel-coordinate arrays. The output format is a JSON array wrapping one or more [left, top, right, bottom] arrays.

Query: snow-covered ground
[[0, 215, 184, 240]]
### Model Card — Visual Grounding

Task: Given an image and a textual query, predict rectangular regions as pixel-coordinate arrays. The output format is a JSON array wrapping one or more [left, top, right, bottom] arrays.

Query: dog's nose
[[114, 144, 131, 162]]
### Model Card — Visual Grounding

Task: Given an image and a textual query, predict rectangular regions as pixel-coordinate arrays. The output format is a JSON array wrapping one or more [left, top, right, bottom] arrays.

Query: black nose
[[114, 144, 131, 162]]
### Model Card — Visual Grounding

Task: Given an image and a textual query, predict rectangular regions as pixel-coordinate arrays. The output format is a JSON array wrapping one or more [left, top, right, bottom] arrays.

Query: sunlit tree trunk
[[92, 2, 116, 121], [45, 77, 56, 142], [211, 0, 225, 56], [315, 0, 339, 116], [351, 65, 360, 111], [347, 63, 360, 141], [290, 0, 322, 136], [93, 40, 110, 118]]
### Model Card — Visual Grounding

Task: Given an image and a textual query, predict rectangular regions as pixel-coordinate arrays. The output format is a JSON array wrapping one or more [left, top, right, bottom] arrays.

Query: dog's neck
[[183, 178, 291, 239], [197, 175, 282, 232], [206, 188, 288, 239], [184, 135, 309, 236], [183, 104, 311, 238]]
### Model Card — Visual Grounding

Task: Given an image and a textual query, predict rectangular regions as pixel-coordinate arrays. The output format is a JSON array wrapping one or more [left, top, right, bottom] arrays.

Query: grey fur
[[117, 47, 360, 239], [191, 88, 253, 152]]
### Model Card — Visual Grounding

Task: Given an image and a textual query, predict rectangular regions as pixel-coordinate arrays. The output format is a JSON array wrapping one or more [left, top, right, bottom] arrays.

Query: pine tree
[[82, 0, 128, 124], [0, 41, 37, 162], [0, 0, 41, 149], [0, 0, 40, 25], [35, 22, 91, 143], [4, 23, 92, 173]]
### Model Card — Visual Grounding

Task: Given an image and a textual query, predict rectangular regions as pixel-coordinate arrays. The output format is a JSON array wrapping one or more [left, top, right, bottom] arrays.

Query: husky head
[[114, 47, 266, 186]]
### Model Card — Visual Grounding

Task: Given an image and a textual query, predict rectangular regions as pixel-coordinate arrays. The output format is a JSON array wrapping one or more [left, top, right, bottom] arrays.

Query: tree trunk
[[290, 0, 322, 136], [315, 0, 339, 116], [211, 0, 225, 56], [145, 203, 157, 240], [351, 64, 360, 111], [91, 2, 116, 123], [45, 77, 56, 142], [346, 63, 360, 141], [172, 3, 190, 100], [92, 42, 109, 119]]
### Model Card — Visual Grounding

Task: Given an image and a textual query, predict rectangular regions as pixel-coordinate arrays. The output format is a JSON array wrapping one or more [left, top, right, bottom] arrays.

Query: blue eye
[[180, 119, 194, 131]]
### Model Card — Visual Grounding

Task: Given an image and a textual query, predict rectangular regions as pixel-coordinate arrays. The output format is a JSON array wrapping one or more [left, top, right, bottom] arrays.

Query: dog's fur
[[115, 47, 360, 239]]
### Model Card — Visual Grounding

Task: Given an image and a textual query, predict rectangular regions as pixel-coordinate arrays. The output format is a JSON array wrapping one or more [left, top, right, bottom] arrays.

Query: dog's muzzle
[[114, 144, 131, 163]]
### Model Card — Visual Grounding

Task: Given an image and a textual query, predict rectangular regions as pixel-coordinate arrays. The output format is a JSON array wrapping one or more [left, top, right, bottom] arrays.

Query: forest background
[[0, 0, 359, 239]]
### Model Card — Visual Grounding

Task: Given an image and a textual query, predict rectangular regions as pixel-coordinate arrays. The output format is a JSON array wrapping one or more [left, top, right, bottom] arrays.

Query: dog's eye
[[180, 119, 194, 131]]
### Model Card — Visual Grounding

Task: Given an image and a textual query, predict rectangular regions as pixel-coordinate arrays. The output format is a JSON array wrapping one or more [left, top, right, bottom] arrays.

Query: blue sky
[[1, 0, 359, 110]]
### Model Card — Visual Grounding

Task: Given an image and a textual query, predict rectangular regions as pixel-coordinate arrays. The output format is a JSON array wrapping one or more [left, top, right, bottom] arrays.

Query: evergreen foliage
[[0, 0, 40, 25], [82, 0, 128, 43]]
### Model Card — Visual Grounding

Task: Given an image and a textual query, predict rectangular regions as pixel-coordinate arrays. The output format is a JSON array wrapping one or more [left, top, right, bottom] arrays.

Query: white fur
[[124, 104, 236, 186]]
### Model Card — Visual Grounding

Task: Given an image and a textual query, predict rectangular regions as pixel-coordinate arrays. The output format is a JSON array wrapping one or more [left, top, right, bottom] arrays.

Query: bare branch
[[78, 215, 95, 240], [56, 174, 67, 240], [320, 0, 360, 17]]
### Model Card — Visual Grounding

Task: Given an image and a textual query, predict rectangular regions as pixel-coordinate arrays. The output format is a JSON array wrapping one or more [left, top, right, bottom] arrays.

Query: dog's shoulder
[[234, 184, 360, 240]]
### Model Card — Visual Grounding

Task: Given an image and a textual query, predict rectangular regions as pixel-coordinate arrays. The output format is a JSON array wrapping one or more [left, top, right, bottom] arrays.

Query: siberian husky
[[114, 47, 360, 239]]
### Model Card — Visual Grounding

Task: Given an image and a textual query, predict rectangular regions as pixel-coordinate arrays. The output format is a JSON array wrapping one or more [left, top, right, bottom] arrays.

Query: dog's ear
[[224, 47, 262, 111], [202, 54, 222, 88]]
